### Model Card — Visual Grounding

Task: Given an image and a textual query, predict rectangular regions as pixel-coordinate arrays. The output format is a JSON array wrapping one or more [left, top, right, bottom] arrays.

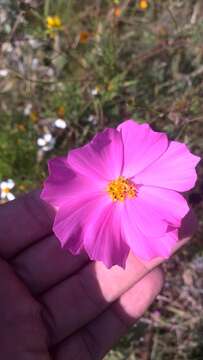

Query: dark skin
[[0, 191, 193, 359]]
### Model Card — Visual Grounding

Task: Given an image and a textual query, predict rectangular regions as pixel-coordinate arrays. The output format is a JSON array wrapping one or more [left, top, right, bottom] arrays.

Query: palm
[[0, 191, 192, 359]]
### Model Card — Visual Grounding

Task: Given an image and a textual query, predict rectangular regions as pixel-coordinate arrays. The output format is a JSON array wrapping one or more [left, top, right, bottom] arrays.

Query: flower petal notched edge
[[117, 119, 169, 178]]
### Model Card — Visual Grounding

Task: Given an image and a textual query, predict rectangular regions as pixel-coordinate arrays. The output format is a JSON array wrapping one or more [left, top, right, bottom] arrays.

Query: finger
[[41, 252, 151, 346], [0, 258, 49, 358], [0, 190, 54, 259], [12, 235, 89, 295], [55, 267, 164, 360]]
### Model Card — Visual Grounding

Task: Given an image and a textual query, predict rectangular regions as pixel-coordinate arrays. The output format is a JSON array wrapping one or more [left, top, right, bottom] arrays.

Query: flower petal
[[124, 197, 167, 238], [37, 138, 46, 147], [133, 141, 200, 191], [7, 179, 15, 189], [7, 192, 15, 201], [123, 208, 178, 260], [138, 186, 189, 227], [117, 120, 168, 178], [41, 157, 104, 208], [67, 128, 124, 181], [1, 181, 9, 189], [84, 202, 129, 268], [1, 192, 7, 199], [53, 194, 111, 255]]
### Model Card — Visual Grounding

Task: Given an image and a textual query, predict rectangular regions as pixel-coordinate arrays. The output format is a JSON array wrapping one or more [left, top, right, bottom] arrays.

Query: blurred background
[[0, 0, 203, 358]]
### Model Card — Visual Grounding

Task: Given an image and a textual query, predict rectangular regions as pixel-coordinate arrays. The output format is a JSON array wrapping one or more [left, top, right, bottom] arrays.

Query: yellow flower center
[[3, 186, 10, 194], [107, 176, 137, 202]]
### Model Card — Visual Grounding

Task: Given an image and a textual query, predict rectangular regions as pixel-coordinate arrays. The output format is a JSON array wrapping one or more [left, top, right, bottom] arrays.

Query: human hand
[[0, 191, 193, 359]]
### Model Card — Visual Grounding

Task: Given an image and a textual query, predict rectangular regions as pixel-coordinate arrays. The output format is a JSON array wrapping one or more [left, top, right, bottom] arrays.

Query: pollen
[[107, 176, 137, 202], [2, 186, 10, 194]]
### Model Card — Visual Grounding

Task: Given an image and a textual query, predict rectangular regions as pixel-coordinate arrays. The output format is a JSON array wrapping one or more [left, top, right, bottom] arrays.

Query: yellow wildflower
[[138, 0, 149, 10], [30, 111, 38, 123], [57, 106, 65, 118], [46, 16, 62, 30], [19, 184, 28, 192], [107, 82, 113, 91], [79, 31, 91, 44], [114, 7, 121, 17]]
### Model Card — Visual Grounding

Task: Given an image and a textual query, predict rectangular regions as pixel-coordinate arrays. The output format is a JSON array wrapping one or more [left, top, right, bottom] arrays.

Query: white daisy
[[23, 103, 32, 116], [0, 179, 15, 201], [0, 69, 9, 77], [91, 86, 100, 96], [54, 118, 67, 129], [37, 133, 55, 151], [87, 114, 97, 124]]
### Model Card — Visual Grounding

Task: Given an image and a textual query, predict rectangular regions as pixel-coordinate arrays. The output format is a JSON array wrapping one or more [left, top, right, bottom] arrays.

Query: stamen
[[2, 187, 10, 194], [107, 176, 137, 202]]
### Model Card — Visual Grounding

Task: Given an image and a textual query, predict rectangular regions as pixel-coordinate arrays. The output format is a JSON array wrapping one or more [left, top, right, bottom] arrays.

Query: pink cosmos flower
[[41, 120, 200, 268]]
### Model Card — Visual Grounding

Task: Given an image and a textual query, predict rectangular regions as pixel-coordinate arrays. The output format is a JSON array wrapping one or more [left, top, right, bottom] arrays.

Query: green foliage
[[0, 114, 41, 186]]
